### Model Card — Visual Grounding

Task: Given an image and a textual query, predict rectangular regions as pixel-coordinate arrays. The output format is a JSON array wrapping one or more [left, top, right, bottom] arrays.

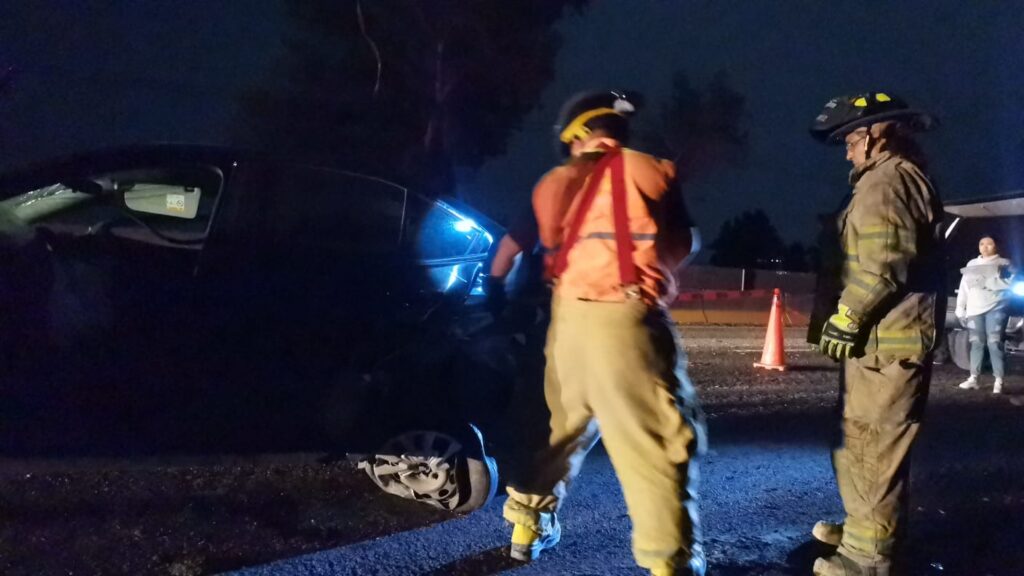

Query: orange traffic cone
[[754, 288, 786, 371]]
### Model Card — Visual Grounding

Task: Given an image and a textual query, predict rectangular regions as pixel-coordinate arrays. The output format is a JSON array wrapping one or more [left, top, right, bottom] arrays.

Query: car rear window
[[260, 167, 406, 253]]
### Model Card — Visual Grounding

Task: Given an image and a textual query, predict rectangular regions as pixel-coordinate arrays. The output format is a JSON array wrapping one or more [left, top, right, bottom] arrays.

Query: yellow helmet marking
[[853, 97, 868, 107], [559, 107, 622, 143], [875, 93, 892, 102]]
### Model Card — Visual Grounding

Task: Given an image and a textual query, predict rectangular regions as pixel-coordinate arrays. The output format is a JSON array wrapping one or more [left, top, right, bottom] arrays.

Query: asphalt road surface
[[3, 327, 1022, 575]]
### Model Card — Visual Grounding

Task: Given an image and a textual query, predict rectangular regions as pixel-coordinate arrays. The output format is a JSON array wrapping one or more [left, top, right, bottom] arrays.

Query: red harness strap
[[608, 150, 639, 287], [552, 148, 639, 288]]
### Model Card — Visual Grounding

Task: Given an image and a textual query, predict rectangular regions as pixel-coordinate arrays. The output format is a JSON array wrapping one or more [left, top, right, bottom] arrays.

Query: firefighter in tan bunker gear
[[808, 92, 943, 576], [501, 91, 706, 576]]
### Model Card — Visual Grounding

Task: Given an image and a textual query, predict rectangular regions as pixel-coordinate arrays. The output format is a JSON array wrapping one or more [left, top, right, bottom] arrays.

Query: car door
[[187, 163, 434, 447], [203, 162, 418, 357], [0, 158, 229, 455]]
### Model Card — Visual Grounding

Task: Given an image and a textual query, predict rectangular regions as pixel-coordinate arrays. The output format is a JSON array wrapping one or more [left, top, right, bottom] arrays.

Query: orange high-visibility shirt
[[532, 140, 694, 306]]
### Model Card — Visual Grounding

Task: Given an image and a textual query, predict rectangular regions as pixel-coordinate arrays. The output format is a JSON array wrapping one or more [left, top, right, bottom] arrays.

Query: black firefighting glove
[[483, 274, 507, 317], [819, 304, 862, 361]]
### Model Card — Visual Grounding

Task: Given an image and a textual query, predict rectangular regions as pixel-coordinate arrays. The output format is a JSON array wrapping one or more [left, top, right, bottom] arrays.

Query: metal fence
[[671, 266, 817, 326], [676, 265, 816, 294]]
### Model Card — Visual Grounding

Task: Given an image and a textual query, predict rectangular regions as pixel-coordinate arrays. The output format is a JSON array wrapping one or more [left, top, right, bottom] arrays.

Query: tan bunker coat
[[816, 150, 944, 565]]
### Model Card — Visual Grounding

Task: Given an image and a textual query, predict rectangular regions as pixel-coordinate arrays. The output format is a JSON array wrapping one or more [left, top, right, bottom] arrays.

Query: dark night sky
[[476, 1, 1024, 244], [0, 2, 282, 161], [2, 2, 1022, 245]]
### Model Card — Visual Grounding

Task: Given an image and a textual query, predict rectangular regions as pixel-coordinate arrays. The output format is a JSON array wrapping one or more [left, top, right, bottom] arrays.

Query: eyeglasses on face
[[845, 131, 869, 150]]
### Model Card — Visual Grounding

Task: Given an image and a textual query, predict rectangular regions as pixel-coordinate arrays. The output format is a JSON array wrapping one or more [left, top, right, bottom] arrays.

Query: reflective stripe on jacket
[[839, 151, 944, 358], [532, 140, 694, 306]]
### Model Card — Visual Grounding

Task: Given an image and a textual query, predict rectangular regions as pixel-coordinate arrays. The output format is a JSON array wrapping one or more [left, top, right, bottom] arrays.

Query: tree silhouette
[[784, 241, 810, 272], [239, 0, 587, 196], [641, 70, 749, 184], [709, 209, 787, 270]]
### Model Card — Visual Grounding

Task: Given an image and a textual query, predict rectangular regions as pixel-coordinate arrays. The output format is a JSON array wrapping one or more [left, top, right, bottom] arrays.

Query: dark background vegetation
[[2, 2, 1022, 261]]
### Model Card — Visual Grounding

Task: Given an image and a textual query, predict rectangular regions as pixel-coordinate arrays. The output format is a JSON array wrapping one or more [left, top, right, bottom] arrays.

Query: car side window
[[3, 165, 224, 248], [404, 197, 491, 262], [258, 167, 406, 253], [0, 163, 225, 370]]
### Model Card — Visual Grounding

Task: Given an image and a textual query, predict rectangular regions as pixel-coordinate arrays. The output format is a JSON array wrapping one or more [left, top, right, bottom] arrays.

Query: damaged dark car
[[0, 144, 507, 512]]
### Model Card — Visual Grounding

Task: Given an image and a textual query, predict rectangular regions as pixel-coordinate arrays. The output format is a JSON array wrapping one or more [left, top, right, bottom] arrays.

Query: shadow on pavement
[[422, 545, 521, 576], [777, 365, 835, 373], [707, 564, 795, 575]]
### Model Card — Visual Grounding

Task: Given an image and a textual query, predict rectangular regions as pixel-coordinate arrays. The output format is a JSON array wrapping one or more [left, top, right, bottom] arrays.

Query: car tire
[[452, 424, 500, 513], [949, 328, 971, 371], [357, 423, 498, 513]]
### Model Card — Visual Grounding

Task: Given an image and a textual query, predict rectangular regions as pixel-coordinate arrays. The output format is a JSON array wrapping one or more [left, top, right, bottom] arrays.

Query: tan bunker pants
[[504, 297, 705, 569], [835, 354, 930, 565]]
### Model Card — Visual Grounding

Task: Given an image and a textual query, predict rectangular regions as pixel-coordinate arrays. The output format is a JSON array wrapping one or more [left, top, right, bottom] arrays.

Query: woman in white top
[[955, 235, 1012, 393]]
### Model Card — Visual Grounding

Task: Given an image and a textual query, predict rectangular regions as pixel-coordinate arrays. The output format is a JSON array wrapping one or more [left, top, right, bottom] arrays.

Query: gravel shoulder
[[2, 326, 1022, 575]]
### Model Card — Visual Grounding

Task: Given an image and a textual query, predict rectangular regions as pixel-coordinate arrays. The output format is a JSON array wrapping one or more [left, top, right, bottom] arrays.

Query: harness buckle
[[622, 283, 642, 301]]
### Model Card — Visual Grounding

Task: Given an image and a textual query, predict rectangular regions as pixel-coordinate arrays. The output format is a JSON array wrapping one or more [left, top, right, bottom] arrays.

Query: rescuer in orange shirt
[[502, 91, 706, 576]]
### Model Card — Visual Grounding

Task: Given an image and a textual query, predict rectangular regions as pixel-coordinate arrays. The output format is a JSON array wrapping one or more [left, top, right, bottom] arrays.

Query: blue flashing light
[[1012, 281, 1024, 297], [453, 219, 476, 233]]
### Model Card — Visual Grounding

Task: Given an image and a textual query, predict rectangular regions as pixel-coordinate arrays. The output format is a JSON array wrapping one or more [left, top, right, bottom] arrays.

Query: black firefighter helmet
[[553, 90, 640, 156], [810, 92, 938, 145]]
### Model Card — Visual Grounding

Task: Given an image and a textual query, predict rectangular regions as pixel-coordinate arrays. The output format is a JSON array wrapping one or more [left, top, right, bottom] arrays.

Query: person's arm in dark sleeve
[[484, 232, 522, 315]]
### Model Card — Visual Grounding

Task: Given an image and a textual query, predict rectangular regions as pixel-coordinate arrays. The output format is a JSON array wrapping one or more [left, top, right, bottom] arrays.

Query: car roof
[[944, 190, 1024, 218], [0, 143, 505, 239]]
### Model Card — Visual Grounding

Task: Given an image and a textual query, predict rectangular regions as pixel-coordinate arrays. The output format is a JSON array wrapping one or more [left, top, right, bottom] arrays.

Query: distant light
[[1012, 282, 1024, 297], [454, 219, 475, 233]]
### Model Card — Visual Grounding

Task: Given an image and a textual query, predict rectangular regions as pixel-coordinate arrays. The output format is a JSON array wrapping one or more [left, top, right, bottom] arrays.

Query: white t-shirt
[[956, 255, 1012, 317]]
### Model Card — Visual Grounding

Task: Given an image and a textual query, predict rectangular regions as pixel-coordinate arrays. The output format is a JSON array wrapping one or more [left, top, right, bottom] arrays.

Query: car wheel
[[949, 328, 971, 371], [357, 424, 498, 513]]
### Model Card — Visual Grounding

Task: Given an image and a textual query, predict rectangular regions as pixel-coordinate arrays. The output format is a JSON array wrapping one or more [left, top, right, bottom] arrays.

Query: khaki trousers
[[504, 297, 705, 569], [835, 354, 930, 565]]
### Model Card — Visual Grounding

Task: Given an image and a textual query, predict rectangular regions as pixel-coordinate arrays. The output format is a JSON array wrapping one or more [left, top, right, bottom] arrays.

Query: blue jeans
[[968, 307, 1009, 378]]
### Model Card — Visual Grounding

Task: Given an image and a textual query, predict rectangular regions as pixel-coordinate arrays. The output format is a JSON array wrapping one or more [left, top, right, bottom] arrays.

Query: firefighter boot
[[812, 520, 844, 546], [648, 549, 706, 576], [813, 553, 890, 576], [509, 515, 561, 562], [649, 561, 705, 576]]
